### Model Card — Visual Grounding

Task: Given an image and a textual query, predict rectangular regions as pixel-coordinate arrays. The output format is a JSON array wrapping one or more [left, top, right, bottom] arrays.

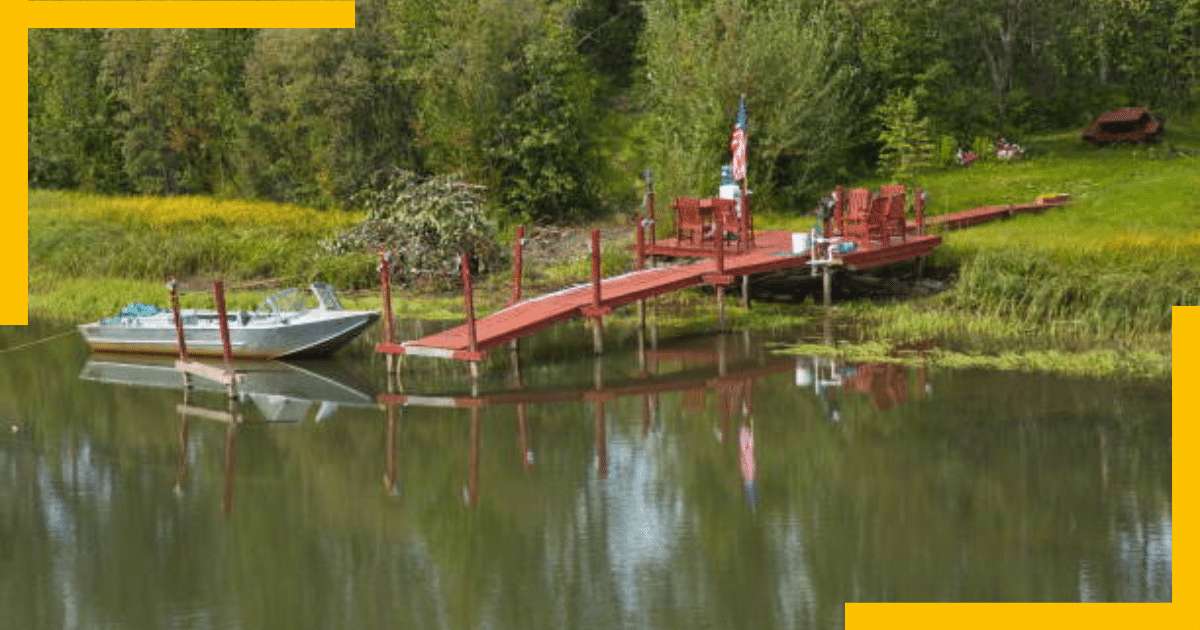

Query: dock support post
[[461, 253, 480, 379], [915, 188, 926, 236], [590, 229, 604, 354], [823, 265, 833, 307], [635, 214, 648, 352], [740, 274, 750, 309], [510, 226, 524, 306], [168, 277, 188, 362], [716, 212, 726, 330], [644, 169, 656, 248], [212, 280, 236, 398], [379, 251, 395, 348]]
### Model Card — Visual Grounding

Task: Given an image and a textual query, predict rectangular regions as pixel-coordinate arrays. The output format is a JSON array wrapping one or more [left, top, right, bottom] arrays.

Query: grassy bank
[[756, 116, 1199, 347], [28, 119, 1198, 377]]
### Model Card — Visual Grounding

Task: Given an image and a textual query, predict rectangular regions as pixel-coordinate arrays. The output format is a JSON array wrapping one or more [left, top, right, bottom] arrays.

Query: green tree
[[876, 88, 934, 182], [28, 29, 126, 191], [100, 29, 255, 196], [639, 0, 856, 209], [241, 1, 420, 207], [404, 0, 606, 222]]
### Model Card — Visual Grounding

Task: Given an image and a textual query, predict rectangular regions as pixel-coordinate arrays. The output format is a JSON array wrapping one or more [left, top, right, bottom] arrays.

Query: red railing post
[[379, 251, 394, 345], [168, 277, 188, 362], [510, 226, 525, 306], [461, 253, 478, 357]]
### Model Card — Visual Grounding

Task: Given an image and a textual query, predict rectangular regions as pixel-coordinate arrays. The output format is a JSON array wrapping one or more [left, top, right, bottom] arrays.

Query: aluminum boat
[[78, 283, 379, 359]]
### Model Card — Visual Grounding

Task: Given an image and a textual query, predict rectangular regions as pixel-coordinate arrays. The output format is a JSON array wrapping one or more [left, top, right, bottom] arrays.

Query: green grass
[[761, 115, 1200, 342], [29, 190, 378, 295]]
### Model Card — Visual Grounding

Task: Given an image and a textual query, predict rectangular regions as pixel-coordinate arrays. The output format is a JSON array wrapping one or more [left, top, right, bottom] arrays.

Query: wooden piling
[[461, 253, 481, 379], [716, 212, 726, 330], [212, 280, 236, 394], [915, 188, 926, 236], [168, 277, 188, 362], [823, 265, 833, 307], [379, 251, 395, 346], [510, 226, 525, 306], [589, 229, 604, 354]]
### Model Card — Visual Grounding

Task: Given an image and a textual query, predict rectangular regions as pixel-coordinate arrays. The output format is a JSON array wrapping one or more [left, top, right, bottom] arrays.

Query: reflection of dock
[[379, 335, 934, 508]]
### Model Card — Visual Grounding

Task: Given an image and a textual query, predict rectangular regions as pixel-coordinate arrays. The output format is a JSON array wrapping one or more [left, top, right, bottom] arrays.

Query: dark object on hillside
[[1083, 107, 1163, 145]]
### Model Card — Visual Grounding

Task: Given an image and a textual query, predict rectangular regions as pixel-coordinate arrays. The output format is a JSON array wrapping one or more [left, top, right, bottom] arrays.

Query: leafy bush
[[324, 169, 505, 289]]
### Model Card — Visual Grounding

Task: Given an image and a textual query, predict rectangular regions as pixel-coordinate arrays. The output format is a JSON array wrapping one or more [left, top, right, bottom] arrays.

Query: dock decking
[[377, 229, 941, 360]]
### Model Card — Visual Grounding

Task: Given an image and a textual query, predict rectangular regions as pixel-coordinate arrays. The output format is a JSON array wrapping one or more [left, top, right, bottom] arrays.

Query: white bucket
[[792, 232, 810, 254], [719, 184, 740, 200]]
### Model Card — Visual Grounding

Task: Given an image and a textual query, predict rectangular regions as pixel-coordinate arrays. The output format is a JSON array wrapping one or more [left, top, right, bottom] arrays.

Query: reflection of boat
[[77, 284, 379, 359], [79, 353, 378, 422]]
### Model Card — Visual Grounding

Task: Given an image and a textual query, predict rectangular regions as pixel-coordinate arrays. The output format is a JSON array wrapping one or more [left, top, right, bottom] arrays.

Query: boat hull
[[78, 310, 379, 359]]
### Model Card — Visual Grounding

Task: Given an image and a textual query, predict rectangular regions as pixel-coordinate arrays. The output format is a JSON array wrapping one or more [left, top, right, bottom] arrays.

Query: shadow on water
[[0, 318, 1173, 629]]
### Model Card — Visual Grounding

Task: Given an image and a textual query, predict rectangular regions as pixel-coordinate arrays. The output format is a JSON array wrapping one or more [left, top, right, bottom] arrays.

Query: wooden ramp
[[378, 229, 941, 361], [917, 197, 1070, 230]]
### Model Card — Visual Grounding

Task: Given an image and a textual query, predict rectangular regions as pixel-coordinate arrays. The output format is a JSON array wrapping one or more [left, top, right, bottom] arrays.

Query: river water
[[0, 318, 1172, 629]]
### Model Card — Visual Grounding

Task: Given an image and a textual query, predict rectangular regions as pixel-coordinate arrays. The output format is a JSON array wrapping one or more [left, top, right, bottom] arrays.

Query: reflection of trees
[[1, 328, 1173, 627]]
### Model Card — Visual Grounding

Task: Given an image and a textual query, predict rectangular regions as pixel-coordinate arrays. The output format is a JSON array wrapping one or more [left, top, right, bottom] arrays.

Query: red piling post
[[835, 185, 845, 236], [635, 214, 646, 270], [510, 226, 525, 306], [168, 277, 188, 362], [915, 188, 926, 236], [715, 210, 726, 276], [379, 251, 395, 345], [461, 253, 478, 358], [213, 280, 234, 376], [591, 229, 602, 306], [715, 212, 726, 329], [647, 188, 656, 247]]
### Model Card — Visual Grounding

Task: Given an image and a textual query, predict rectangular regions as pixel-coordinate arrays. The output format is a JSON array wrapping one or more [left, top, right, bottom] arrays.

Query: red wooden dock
[[377, 229, 941, 361], [918, 196, 1070, 230], [376, 189, 1067, 364]]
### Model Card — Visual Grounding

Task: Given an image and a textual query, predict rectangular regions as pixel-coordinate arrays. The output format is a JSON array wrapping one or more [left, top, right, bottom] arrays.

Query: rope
[[0, 329, 76, 354]]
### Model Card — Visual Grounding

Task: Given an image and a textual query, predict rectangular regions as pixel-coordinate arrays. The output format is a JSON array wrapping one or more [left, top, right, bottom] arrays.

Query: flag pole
[[735, 94, 752, 307]]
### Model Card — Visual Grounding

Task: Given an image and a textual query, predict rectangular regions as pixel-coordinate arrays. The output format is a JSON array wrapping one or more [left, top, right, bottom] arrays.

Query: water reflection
[[0, 321, 1173, 630]]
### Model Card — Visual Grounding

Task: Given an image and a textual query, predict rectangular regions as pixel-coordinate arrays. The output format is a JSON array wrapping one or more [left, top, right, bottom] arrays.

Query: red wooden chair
[[865, 195, 890, 243], [885, 193, 907, 241], [711, 199, 743, 252], [842, 188, 873, 244], [672, 197, 706, 243]]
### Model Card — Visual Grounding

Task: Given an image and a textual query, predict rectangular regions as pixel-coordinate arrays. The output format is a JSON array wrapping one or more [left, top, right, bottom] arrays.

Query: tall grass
[[29, 190, 377, 290]]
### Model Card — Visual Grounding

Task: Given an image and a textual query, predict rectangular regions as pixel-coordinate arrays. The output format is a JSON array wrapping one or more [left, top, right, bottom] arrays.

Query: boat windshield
[[310, 283, 343, 310], [257, 288, 313, 316]]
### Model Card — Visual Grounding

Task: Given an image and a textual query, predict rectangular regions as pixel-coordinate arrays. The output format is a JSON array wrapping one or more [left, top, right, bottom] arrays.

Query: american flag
[[730, 96, 747, 181]]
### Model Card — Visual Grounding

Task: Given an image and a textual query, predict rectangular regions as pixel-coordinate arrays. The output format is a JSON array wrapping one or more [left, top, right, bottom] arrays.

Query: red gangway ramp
[[380, 229, 941, 360]]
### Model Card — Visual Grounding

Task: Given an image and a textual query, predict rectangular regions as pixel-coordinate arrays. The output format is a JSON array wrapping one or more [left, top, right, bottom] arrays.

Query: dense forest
[[28, 0, 1200, 223]]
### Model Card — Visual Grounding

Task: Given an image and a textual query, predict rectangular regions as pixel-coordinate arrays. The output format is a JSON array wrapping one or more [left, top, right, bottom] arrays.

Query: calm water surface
[[0, 318, 1172, 629]]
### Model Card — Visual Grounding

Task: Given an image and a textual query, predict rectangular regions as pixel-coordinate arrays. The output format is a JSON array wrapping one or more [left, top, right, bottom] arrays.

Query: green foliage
[[407, 0, 607, 222], [324, 169, 505, 289], [639, 0, 856, 211], [875, 89, 934, 182]]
